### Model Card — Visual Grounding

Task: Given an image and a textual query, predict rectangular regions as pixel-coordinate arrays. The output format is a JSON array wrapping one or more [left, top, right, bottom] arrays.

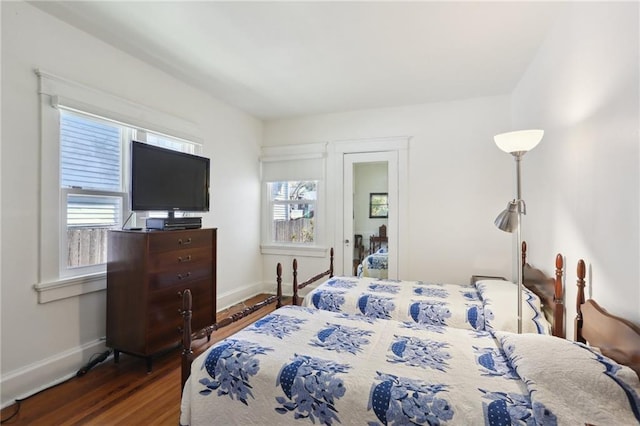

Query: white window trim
[[35, 69, 201, 303], [33, 273, 106, 304], [260, 143, 327, 257]]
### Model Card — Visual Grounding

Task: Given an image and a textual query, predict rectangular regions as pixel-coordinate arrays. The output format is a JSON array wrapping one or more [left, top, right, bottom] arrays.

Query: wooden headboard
[[369, 224, 388, 254], [574, 259, 640, 378], [521, 241, 565, 338]]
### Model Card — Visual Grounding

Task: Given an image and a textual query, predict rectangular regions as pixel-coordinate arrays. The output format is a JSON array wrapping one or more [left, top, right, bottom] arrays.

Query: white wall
[[264, 95, 515, 284], [511, 2, 639, 340], [1, 2, 263, 406]]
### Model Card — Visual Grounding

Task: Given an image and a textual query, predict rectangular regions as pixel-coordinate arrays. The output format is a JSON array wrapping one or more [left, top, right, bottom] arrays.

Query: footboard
[[292, 247, 334, 305], [180, 263, 283, 391]]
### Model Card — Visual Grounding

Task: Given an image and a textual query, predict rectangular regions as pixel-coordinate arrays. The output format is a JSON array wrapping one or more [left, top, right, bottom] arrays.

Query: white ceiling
[[31, 1, 565, 120]]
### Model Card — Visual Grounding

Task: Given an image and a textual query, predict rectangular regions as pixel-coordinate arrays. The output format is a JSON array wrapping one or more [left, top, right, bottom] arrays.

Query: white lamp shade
[[494, 129, 544, 153]]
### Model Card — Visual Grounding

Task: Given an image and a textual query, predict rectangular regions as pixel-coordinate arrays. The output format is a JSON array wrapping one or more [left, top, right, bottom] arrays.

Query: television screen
[[131, 141, 210, 213]]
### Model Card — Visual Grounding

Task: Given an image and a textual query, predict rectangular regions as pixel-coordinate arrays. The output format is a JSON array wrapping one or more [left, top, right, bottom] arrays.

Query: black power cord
[[0, 400, 21, 424], [1, 350, 113, 423], [1, 373, 72, 423], [76, 350, 111, 377]]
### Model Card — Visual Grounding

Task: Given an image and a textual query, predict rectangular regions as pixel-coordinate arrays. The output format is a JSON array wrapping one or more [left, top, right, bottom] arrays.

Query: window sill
[[34, 272, 106, 303], [260, 244, 328, 257]]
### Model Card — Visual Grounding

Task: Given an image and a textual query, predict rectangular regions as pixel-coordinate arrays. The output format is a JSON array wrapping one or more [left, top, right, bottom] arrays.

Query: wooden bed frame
[[289, 241, 565, 337], [574, 258, 640, 378], [520, 242, 565, 338], [292, 247, 334, 305], [369, 224, 388, 254], [179, 264, 283, 391]]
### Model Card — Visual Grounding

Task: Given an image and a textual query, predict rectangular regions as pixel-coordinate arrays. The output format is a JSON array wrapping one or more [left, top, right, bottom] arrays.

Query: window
[[268, 181, 317, 243], [260, 143, 326, 255], [60, 111, 125, 271], [369, 192, 389, 218], [58, 110, 199, 277]]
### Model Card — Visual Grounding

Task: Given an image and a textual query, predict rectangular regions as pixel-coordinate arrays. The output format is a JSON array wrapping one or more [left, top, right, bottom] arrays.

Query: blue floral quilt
[[302, 276, 488, 331], [358, 250, 389, 279], [180, 305, 552, 425], [301, 277, 551, 334]]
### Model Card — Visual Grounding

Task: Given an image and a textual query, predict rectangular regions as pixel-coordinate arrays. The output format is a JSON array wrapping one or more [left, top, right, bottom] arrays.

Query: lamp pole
[[494, 129, 543, 335], [513, 152, 525, 334], [515, 201, 523, 334]]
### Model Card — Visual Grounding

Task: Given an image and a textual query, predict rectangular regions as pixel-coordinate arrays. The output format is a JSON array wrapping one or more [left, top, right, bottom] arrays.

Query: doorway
[[342, 151, 398, 278]]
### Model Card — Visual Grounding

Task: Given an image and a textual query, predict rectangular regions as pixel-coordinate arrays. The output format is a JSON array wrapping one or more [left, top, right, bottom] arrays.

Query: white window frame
[[260, 143, 327, 257], [267, 180, 319, 244], [34, 69, 202, 303]]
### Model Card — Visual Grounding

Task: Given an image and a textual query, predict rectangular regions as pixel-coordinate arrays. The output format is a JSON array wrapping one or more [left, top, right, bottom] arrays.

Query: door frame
[[329, 136, 409, 278]]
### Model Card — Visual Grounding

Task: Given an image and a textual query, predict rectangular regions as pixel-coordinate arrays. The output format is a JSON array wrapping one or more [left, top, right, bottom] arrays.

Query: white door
[[343, 151, 398, 278]]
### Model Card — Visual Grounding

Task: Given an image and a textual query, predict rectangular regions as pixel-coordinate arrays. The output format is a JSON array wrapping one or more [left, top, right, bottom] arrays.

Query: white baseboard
[[0, 338, 108, 409], [1, 281, 286, 409], [216, 280, 291, 311]]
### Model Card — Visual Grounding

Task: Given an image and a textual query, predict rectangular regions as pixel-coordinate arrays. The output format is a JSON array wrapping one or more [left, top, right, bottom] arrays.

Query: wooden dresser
[[106, 228, 216, 371]]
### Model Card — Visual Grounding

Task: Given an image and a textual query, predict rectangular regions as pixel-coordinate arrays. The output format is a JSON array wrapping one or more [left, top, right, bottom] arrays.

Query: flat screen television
[[130, 141, 210, 215]]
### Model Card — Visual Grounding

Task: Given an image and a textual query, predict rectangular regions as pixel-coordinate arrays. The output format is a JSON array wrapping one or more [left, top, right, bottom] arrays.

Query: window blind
[[67, 195, 121, 227], [261, 157, 324, 182], [60, 111, 121, 191]]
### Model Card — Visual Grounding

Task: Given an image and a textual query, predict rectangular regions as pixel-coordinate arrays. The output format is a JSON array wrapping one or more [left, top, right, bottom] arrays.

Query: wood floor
[[0, 294, 284, 426]]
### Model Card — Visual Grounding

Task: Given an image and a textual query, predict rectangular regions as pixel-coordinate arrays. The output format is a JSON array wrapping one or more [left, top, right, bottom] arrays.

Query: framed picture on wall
[[369, 193, 388, 218]]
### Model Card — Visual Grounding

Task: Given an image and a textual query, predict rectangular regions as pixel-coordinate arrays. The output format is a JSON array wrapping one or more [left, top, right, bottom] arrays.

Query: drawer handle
[[178, 255, 192, 263], [178, 238, 192, 245], [177, 272, 192, 280]]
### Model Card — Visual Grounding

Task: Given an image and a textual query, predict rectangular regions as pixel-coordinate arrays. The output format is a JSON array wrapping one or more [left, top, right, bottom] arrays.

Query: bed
[[179, 259, 640, 425], [357, 247, 388, 278], [297, 243, 564, 337], [358, 225, 389, 278]]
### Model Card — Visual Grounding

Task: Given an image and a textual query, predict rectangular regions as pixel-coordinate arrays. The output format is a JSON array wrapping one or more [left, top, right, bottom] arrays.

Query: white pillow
[[476, 279, 551, 334], [475, 279, 543, 311], [496, 332, 640, 425]]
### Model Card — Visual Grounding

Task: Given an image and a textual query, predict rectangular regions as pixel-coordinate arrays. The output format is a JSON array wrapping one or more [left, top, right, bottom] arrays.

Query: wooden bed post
[[290, 248, 335, 306], [575, 259, 586, 343], [276, 262, 283, 308], [329, 247, 334, 278], [180, 289, 193, 393], [292, 258, 299, 306], [179, 267, 287, 394], [521, 246, 567, 338], [553, 254, 565, 338]]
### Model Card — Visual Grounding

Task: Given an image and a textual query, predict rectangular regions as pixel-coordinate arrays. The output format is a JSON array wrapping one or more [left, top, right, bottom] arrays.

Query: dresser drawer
[[147, 280, 213, 352], [148, 246, 212, 273], [148, 229, 213, 254], [149, 262, 212, 291]]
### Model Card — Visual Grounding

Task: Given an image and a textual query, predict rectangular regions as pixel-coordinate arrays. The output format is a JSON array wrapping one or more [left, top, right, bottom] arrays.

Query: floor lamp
[[494, 129, 543, 334]]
